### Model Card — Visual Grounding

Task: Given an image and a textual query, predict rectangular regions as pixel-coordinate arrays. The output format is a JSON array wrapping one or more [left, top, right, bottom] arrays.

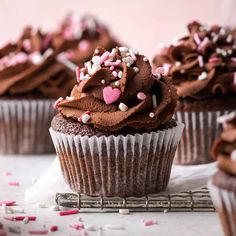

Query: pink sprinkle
[[64, 50, 75, 60], [0, 200, 16, 206], [129, 49, 137, 61], [59, 209, 79, 216], [163, 64, 171, 75], [28, 230, 48, 235], [78, 40, 90, 52], [234, 72, 236, 85], [50, 226, 58, 232], [198, 55, 204, 68], [8, 181, 19, 186], [104, 61, 121, 66], [70, 223, 84, 230], [4, 172, 12, 176], [209, 57, 221, 63], [23, 39, 31, 52], [110, 66, 114, 71], [198, 37, 209, 50], [194, 33, 201, 45], [155, 67, 165, 75], [53, 97, 63, 109], [4, 216, 36, 221], [42, 35, 51, 51], [76, 66, 80, 83], [99, 51, 110, 65], [137, 92, 146, 100], [142, 219, 157, 227], [231, 57, 236, 63]]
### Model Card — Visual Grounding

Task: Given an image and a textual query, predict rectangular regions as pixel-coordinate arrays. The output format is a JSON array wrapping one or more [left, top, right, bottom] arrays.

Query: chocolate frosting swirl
[[0, 27, 74, 98], [57, 46, 177, 132], [211, 112, 236, 176], [153, 21, 236, 100], [52, 14, 119, 67]]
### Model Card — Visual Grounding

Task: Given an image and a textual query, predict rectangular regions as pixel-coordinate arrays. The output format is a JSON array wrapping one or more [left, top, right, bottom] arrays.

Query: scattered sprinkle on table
[[59, 209, 79, 216]]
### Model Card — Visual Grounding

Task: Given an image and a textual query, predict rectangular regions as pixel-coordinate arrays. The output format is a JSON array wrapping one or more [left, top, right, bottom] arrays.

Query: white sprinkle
[[198, 71, 208, 80], [152, 95, 157, 108], [119, 47, 128, 53], [143, 57, 148, 62], [212, 35, 219, 43], [175, 61, 181, 67], [227, 49, 233, 55], [198, 55, 204, 68], [101, 80, 106, 84], [112, 71, 118, 77], [80, 73, 90, 81], [211, 32, 216, 37], [216, 48, 222, 54], [217, 112, 236, 123], [31, 52, 43, 65], [114, 81, 120, 86], [85, 225, 97, 231], [118, 71, 123, 78], [66, 96, 75, 101], [119, 103, 128, 112], [82, 114, 91, 123], [9, 207, 24, 213], [37, 203, 47, 208], [94, 49, 99, 54], [85, 61, 92, 75], [119, 209, 130, 215], [109, 48, 116, 58], [180, 69, 185, 74], [105, 224, 124, 230], [219, 28, 226, 36], [50, 205, 60, 211], [91, 63, 101, 74], [43, 48, 53, 58], [163, 209, 169, 213], [149, 112, 155, 118], [226, 34, 233, 43], [231, 150, 236, 161], [125, 56, 134, 65], [129, 49, 137, 61], [2, 204, 7, 214], [126, 63, 131, 67], [134, 49, 139, 55], [133, 67, 139, 73], [23, 217, 29, 224], [92, 56, 101, 64]]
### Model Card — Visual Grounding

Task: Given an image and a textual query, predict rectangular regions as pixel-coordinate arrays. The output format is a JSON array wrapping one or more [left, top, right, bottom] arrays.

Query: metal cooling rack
[[55, 187, 215, 212]]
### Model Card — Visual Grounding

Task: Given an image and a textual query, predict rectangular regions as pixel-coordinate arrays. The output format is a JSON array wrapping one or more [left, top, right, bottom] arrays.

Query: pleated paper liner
[[0, 99, 56, 154], [174, 110, 234, 165], [208, 180, 236, 236], [49, 122, 184, 197]]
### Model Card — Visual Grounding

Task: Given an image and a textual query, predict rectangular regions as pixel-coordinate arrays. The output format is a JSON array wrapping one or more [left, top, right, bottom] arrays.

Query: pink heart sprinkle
[[103, 86, 121, 105]]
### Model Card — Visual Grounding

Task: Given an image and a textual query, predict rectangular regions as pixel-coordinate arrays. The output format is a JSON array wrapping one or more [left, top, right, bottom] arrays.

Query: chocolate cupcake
[[0, 27, 74, 154], [50, 46, 184, 197], [208, 112, 236, 236], [153, 21, 236, 165], [52, 14, 119, 67]]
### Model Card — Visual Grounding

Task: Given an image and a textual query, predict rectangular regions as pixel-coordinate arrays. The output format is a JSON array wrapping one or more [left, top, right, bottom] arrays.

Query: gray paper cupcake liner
[[174, 110, 234, 165], [49, 122, 184, 197], [0, 99, 56, 154], [208, 181, 236, 236]]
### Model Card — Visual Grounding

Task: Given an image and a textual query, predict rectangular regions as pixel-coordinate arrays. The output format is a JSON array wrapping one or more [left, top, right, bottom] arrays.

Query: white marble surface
[[0, 156, 224, 236]]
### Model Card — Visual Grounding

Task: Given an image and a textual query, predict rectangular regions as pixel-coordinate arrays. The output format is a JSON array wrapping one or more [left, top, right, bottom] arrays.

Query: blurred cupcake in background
[[50, 46, 184, 197], [208, 112, 236, 236], [153, 21, 236, 165], [52, 14, 120, 67], [0, 26, 74, 154]]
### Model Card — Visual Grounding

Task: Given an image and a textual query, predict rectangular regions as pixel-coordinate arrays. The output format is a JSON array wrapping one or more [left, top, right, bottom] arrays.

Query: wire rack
[[55, 187, 215, 212]]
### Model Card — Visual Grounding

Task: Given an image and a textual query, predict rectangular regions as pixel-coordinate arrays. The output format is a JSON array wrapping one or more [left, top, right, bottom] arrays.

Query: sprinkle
[[226, 34, 233, 43], [59, 209, 79, 216], [175, 61, 181, 67], [3, 172, 12, 176], [80, 73, 90, 81], [193, 33, 201, 45], [163, 209, 169, 213], [92, 55, 101, 64], [219, 28, 226, 35], [2, 204, 7, 214], [134, 49, 139, 55], [8, 207, 24, 213], [70, 223, 84, 230], [163, 64, 171, 75], [129, 49, 137, 61], [119, 47, 128, 56], [112, 71, 118, 77], [76, 66, 80, 83], [80, 114, 91, 124], [119, 209, 130, 215], [23, 39, 31, 52], [231, 150, 236, 161], [99, 51, 110, 64], [212, 35, 219, 43], [217, 112, 236, 123], [66, 96, 75, 101], [37, 203, 47, 208], [94, 49, 99, 54], [149, 112, 155, 118], [4, 216, 36, 221], [133, 67, 139, 73], [85, 61, 92, 75], [109, 48, 116, 58], [85, 225, 97, 231], [198, 71, 208, 80], [118, 103, 129, 112], [198, 55, 204, 68], [143, 57, 148, 62], [56, 53, 77, 71], [8, 182, 19, 186], [91, 63, 101, 74], [126, 63, 131, 67], [0, 200, 16, 206], [114, 81, 120, 86], [155, 67, 165, 75], [231, 57, 236, 63], [8, 226, 21, 235], [227, 49, 233, 55], [30, 52, 43, 65], [198, 37, 209, 50], [104, 60, 121, 67], [141, 219, 157, 227], [105, 225, 124, 230], [23, 217, 29, 224], [28, 229, 48, 235], [209, 57, 221, 63], [118, 71, 123, 78], [50, 226, 58, 232], [234, 72, 236, 85], [152, 95, 157, 108], [137, 92, 146, 100], [53, 97, 63, 109], [101, 80, 106, 84], [43, 48, 53, 58], [78, 40, 90, 52], [110, 66, 114, 71], [50, 205, 59, 211]]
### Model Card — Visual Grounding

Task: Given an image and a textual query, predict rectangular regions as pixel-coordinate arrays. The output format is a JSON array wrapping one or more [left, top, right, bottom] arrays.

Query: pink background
[[0, 0, 235, 59]]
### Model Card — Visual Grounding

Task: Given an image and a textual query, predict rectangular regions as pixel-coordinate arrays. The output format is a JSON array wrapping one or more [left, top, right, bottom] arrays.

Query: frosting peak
[[56, 46, 177, 132]]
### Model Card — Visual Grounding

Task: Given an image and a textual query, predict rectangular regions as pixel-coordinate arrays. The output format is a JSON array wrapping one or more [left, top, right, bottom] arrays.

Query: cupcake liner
[[0, 99, 56, 154], [208, 181, 236, 236], [49, 122, 184, 197], [174, 110, 234, 165]]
